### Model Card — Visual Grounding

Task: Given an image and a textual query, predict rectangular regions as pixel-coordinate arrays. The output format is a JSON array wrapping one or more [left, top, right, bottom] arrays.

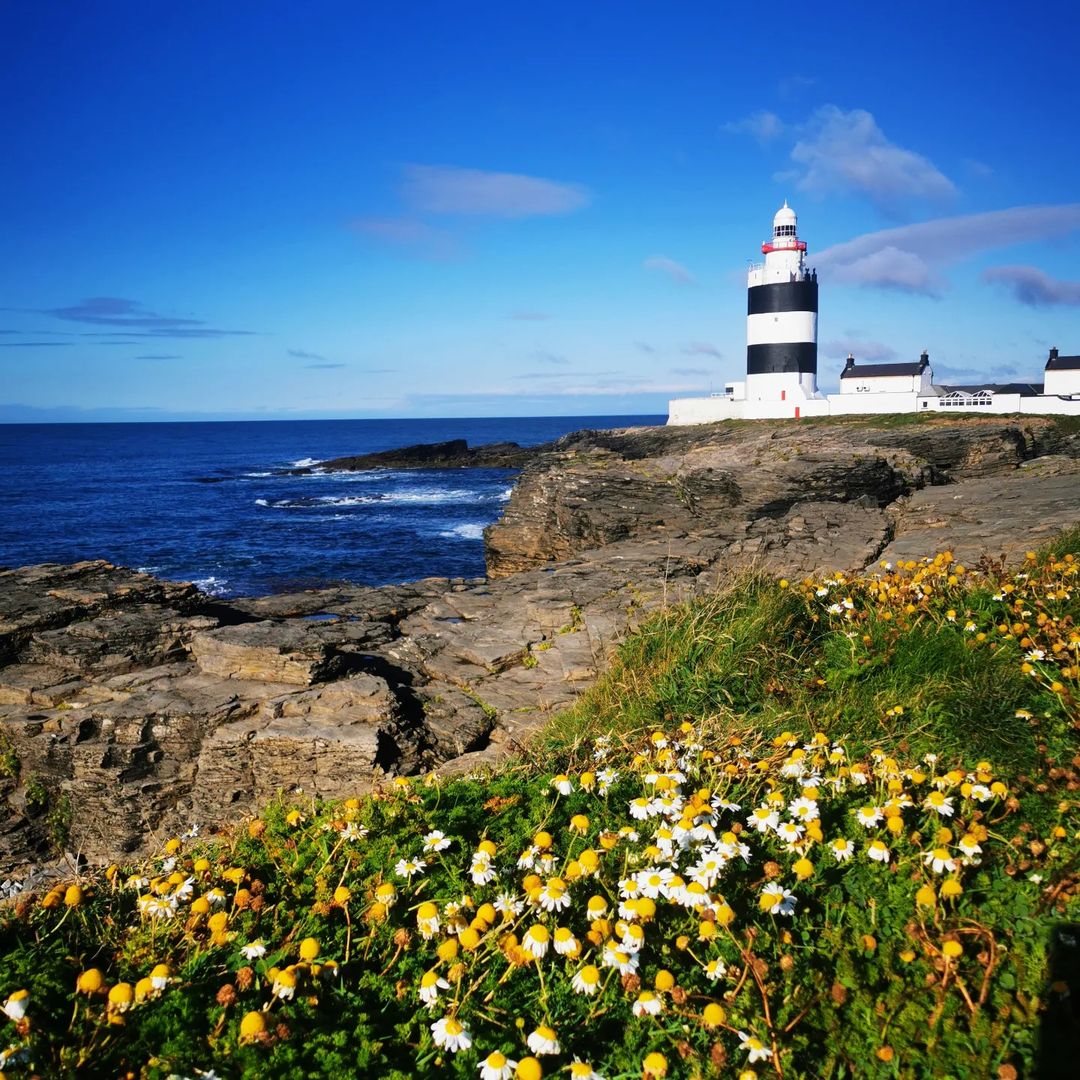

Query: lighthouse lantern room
[[745, 201, 821, 404]]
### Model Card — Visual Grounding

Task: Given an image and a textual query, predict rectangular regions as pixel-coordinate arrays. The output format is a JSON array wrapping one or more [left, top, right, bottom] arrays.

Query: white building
[[1044, 347, 1080, 397], [667, 203, 1080, 424]]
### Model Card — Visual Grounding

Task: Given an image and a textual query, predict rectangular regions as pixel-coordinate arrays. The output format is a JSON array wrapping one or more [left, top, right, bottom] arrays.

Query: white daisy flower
[[526, 1025, 560, 1055], [478, 1051, 517, 1080], [241, 940, 267, 960], [419, 971, 451, 1008], [394, 858, 427, 880], [431, 1016, 472, 1053], [571, 964, 602, 995], [632, 991, 662, 1017], [423, 830, 451, 853], [738, 1031, 774, 1064]]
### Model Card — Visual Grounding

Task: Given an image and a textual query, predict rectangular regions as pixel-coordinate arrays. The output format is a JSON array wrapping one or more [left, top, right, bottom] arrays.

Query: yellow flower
[[792, 857, 814, 881], [437, 938, 459, 963], [702, 1002, 726, 1027], [940, 879, 963, 899], [643, 1052, 668, 1077], [107, 982, 134, 1012], [654, 969, 675, 992], [515, 1058, 543, 1080], [942, 940, 963, 959], [64, 884, 84, 908], [299, 937, 321, 961], [334, 885, 352, 905], [77, 969, 105, 994], [208, 911, 228, 934], [915, 885, 936, 907], [240, 1010, 267, 1041]]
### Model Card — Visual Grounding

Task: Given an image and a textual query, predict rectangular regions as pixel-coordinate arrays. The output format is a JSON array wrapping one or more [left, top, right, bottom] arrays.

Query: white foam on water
[[289, 457, 323, 468], [192, 575, 230, 597], [439, 523, 485, 540], [243, 471, 275, 478]]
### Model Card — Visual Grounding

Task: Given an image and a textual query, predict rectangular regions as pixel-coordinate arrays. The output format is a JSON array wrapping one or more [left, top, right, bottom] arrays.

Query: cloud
[[11, 297, 257, 338], [823, 337, 897, 362], [401, 164, 590, 218], [814, 204, 1080, 295], [982, 265, 1080, 307], [671, 366, 711, 376], [784, 106, 956, 214], [681, 341, 723, 359], [531, 350, 570, 365], [0, 341, 73, 347], [723, 110, 785, 142], [349, 217, 458, 258], [508, 311, 550, 321], [778, 74, 817, 99], [136, 353, 182, 360], [305, 362, 346, 369], [288, 348, 327, 361], [644, 255, 696, 285], [635, 341, 658, 355]]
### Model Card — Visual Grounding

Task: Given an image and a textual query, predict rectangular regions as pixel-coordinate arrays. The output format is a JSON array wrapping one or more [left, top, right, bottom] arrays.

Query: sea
[[0, 416, 664, 598]]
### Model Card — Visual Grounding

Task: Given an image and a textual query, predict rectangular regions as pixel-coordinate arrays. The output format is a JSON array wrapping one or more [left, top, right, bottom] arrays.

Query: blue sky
[[2, 1, 1079, 421]]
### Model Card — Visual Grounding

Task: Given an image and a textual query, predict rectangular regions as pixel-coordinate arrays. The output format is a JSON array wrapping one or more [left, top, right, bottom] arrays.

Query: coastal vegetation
[[0, 534, 1077, 1078]]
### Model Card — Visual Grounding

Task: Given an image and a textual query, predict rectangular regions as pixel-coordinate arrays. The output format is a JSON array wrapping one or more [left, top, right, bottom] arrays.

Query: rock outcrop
[[2, 416, 1077, 875], [288, 439, 534, 473]]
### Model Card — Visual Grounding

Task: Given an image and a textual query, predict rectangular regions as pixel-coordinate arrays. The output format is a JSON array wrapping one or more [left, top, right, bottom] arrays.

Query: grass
[[0, 531, 1077, 1079]]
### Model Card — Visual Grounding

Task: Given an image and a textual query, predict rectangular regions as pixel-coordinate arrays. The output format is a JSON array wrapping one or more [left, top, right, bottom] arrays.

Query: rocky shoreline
[[2, 415, 1078, 876]]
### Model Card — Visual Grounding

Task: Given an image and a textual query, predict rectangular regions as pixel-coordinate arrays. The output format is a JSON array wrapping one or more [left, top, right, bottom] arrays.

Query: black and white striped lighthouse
[[745, 201, 820, 403]]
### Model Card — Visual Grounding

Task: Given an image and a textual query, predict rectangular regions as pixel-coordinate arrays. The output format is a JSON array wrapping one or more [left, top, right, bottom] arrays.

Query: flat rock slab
[[881, 461, 1080, 567]]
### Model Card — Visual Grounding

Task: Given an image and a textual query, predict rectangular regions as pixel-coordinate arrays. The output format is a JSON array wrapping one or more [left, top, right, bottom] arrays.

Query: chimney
[[1049, 346, 1059, 362], [920, 350, 929, 366]]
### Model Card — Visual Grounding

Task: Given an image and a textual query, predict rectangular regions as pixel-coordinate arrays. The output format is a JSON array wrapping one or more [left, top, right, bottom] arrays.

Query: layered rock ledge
[[2, 415, 1077, 874]]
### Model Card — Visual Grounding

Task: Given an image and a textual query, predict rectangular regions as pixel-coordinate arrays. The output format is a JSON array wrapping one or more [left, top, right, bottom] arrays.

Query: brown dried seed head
[[393, 928, 412, 949], [235, 966, 254, 991], [763, 861, 782, 879], [671, 985, 688, 1005], [620, 972, 641, 993], [830, 982, 848, 1005], [216, 984, 237, 1007]]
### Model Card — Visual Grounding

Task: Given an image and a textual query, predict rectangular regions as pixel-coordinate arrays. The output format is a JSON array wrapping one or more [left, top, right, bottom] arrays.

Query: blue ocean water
[[0, 417, 663, 597]]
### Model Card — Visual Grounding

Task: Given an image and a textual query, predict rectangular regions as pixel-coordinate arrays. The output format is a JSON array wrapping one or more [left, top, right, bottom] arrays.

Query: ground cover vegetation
[[1, 532, 1078, 1078]]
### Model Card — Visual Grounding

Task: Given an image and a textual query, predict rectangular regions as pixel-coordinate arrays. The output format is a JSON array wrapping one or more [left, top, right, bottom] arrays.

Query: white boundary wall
[[667, 393, 1080, 426]]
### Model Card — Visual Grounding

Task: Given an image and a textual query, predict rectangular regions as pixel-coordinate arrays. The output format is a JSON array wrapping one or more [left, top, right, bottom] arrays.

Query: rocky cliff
[[2, 415, 1077, 879]]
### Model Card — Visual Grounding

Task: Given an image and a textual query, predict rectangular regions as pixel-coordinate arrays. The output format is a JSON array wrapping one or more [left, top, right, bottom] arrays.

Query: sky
[[2, 1, 1079, 422]]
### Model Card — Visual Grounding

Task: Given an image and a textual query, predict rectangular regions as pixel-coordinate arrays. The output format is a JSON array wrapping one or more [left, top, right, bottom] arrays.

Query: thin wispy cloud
[[635, 342, 658, 355], [531, 350, 570, 365], [136, 353, 182, 360], [723, 109, 785, 142], [349, 217, 458, 259], [288, 348, 327, 361], [644, 255, 696, 285], [982, 265, 1080, 307], [783, 106, 956, 215], [777, 74, 817, 99], [306, 362, 346, 369], [681, 340, 723, 359], [0, 341, 73, 347], [815, 204, 1080, 296], [508, 311, 550, 321], [10, 297, 257, 339], [401, 164, 590, 218], [670, 366, 711, 376], [823, 337, 898, 362]]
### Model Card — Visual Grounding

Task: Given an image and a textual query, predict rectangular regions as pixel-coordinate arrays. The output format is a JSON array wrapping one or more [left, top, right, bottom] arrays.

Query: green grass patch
[[0, 539, 1077, 1078]]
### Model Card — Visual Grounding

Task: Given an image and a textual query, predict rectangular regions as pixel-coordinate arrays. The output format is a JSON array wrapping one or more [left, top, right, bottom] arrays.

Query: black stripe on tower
[[747, 280, 818, 315], [746, 342, 817, 375]]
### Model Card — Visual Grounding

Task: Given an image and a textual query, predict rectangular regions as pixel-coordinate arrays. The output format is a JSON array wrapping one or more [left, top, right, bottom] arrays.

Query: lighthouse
[[745, 201, 820, 403]]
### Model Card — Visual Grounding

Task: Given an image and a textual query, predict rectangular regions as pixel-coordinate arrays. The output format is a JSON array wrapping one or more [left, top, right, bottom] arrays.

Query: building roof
[[841, 351, 930, 379], [1045, 347, 1080, 371], [943, 383, 1043, 397]]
